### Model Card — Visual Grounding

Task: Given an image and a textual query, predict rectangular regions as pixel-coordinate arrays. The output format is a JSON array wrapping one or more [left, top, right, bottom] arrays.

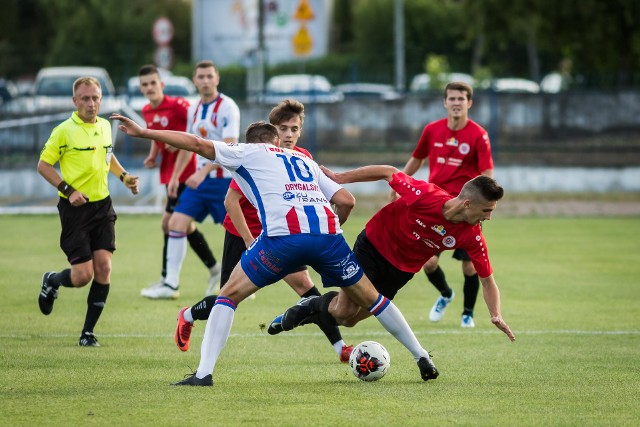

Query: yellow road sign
[[294, 0, 315, 21], [292, 25, 313, 56]]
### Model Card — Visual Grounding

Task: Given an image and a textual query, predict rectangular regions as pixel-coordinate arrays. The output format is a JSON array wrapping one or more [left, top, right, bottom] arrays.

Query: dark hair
[[245, 121, 279, 144], [194, 60, 217, 75], [460, 175, 504, 202], [138, 64, 159, 77], [269, 98, 305, 126], [444, 82, 473, 101]]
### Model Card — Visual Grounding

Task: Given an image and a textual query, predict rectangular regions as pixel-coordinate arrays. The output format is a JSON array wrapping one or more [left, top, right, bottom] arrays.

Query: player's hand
[[491, 316, 516, 342], [167, 178, 179, 198], [143, 156, 156, 168], [110, 113, 145, 137], [320, 165, 338, 182], [186, 170, 206, 189], [69, 190, 89, 207], [389, 189, 399, 202], [123, 174, 140, 195]]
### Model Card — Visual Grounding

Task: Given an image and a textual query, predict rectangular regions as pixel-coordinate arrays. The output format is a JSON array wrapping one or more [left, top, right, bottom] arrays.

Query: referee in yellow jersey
[[37, 76, 139, 347]]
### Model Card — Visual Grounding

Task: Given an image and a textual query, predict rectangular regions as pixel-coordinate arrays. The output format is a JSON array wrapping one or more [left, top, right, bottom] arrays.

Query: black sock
[[426, 266, 453, 299], [191, 295, 218, 321], [161, 234, 169, 278], [309, 291, 341, 344], [49, 269, 73, 289], [301, 286, 322, 299], [187, 228, 216, 268], [82, 280, 109, 334], [462, 273, 479, 316]]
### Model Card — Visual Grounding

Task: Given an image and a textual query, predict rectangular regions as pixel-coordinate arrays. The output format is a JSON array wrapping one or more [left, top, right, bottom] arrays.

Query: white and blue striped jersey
[[187, 94, 240, 178], [212, 141, 344, 237]]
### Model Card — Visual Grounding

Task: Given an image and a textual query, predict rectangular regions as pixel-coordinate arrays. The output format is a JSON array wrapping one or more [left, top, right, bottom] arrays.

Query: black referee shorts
[[57, 196, 117, 265]]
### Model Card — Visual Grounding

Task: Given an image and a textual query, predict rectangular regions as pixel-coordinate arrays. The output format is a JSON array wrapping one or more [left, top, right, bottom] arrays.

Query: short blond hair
[[73, 77, 101, 96]]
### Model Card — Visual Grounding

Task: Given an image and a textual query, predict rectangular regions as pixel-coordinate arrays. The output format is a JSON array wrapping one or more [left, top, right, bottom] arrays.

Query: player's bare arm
[[480, 274, 516, 342], [224, 187, 254, 248], [329, 188, 355, 225], [110, 113, 216, 161], [37, 159, 90, 206], [109, 154, 139, 195], [321, 165, 398, 184]]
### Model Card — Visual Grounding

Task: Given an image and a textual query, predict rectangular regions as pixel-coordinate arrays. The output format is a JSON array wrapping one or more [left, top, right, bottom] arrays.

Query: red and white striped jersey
[[212, 141, 343, 237], [187, 93, 240, 179]]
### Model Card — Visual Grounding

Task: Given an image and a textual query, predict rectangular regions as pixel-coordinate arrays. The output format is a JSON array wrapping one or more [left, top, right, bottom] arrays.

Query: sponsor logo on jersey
[[459, 143, 470, 155], [437, 156, 446, 164], [431, 225, 446, 236], [442, 235, 456, 248], [415, 218, 427, 228], [422, 238, 440, 249], [445, 137, 459, 147], [282, 191, 295, 201], [295, 193, 328, 203], [285, 183, 319, 192]]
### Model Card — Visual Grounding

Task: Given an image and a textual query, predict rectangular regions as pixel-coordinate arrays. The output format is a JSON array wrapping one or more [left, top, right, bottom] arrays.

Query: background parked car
[[27, 66, 122, 114], [410, 72, 475, 93], [335, 83, 402, 101], [257, 74, 344, 104], [489, 77, 540, 93], [126, 75, 199, 111]]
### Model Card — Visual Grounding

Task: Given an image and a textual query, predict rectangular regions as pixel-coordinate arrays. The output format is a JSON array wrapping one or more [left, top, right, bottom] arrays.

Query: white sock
[[196, 297, 237, 378], [182, 308, 194, 324], [332, 340, 346, 355], [369, 295, 430, 361], [165, 230, 187, 289]]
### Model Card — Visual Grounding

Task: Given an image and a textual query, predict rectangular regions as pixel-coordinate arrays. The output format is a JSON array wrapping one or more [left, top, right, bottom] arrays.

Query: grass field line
[[2, 329, 639, 340]]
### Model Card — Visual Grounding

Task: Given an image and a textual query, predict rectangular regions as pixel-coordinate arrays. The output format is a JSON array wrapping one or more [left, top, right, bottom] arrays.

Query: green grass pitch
[[0, 213, 638, 426]]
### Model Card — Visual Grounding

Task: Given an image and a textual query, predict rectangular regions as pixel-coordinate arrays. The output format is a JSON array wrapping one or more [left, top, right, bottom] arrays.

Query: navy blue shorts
[[174, 177, 231, 223], [240, 233, 363, 288]]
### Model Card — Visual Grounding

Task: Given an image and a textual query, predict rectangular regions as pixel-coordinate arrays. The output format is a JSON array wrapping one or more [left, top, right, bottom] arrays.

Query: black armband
[[119, 171, 128, 182], [57, 181, 76, 198]]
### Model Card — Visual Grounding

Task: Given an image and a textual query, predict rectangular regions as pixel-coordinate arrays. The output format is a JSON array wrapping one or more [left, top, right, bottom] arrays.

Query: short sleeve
[[388, 172, 432, 206]]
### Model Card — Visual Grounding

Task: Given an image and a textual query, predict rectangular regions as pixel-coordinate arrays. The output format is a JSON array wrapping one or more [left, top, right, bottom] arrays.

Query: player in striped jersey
[[111, 114, 439, 384], [173, 99, 354, 363]]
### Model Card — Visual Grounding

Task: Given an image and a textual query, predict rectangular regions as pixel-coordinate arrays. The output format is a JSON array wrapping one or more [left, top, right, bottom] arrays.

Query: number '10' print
[[276, 154, 313, 182]]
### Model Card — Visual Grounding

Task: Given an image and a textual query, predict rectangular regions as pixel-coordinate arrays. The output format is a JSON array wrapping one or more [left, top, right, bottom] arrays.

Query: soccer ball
[[349, 341, 390, 381]]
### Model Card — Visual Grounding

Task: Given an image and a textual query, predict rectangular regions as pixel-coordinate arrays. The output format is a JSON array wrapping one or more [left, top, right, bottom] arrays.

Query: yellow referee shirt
[[40, 112, 113, 202]]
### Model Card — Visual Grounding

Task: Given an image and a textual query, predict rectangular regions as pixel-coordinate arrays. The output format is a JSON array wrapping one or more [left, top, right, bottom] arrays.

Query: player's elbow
[[333, 190, 355, 211], [36, 160, 50, 176]]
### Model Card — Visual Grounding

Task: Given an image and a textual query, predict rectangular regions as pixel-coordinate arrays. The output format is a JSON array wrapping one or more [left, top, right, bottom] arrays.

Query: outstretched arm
[[480, 274, 516, 342], [110, 113, 216, 160], [320, 165, 399, 184]]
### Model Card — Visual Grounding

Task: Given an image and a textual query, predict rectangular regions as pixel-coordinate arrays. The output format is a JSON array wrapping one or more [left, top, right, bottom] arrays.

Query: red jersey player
[[397, 81, 494, 328], [274, 165, 515, 345]]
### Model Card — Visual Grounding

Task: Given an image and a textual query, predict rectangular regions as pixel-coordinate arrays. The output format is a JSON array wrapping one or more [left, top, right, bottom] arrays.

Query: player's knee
[[72, 270, 94, 287]]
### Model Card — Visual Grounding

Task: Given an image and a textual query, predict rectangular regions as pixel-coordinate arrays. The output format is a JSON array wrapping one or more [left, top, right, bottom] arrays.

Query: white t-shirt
[[187, 94, 240, 178], [212, 141, 344, 237]]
